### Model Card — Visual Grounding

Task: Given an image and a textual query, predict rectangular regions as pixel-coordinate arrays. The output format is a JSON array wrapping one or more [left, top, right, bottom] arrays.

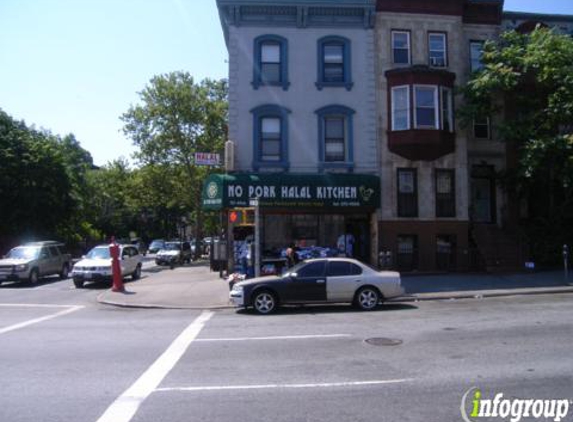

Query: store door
[[345, 218, 370, 263]]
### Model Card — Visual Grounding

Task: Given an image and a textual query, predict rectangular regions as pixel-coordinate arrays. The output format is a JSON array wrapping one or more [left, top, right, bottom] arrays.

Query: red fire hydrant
[[110, 237, 125, 292]]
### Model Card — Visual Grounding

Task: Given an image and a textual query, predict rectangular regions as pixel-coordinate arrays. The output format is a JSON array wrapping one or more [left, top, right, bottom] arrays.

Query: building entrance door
[[471, 178, 495, 223], [345, 217, 370, 263]]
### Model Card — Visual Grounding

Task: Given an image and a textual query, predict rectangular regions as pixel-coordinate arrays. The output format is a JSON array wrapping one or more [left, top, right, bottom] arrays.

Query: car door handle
[[316, 279, 326, 284]]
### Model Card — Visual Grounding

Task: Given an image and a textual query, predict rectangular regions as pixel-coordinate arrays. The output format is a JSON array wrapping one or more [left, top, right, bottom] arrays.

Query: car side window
[[327, 261, 351, 277], [130, 247, 139, 257], [40, 248, 50, 259], [296, 261, 326, 278], [121, 248, 130, 258], [350, 263, 362, 275], [49, 246, 59, 257]]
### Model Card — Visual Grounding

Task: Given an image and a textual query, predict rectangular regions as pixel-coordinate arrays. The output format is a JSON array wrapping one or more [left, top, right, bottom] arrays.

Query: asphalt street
[[1, 271, 572, 422]]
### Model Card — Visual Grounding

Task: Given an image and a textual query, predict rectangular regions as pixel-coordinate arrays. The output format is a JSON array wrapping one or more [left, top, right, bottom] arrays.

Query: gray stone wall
[[227, 25, 378, 174]]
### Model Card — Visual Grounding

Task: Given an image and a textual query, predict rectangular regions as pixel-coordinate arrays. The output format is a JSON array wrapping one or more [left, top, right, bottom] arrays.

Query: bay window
[[391, 86, 410, 131], [414, 86, 439, 129]]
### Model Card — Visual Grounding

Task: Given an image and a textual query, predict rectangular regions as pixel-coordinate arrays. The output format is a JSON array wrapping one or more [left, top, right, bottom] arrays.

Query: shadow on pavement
[[234, 302, 418, 316]]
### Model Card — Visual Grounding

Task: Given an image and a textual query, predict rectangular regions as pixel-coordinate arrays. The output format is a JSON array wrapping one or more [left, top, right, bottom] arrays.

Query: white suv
[[71, 244, 143, 288]]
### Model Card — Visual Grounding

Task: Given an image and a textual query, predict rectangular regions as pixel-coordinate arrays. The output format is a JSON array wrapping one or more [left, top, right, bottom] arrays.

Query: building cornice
[[217, 0, 375, 46]]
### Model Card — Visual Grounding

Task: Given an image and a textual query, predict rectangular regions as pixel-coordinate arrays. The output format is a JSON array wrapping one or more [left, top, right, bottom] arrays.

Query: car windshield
[[85, 247, 110, 259], [164, 242, 181, 251], [6, 247, 40, 260], [282, 260, 309, 277]]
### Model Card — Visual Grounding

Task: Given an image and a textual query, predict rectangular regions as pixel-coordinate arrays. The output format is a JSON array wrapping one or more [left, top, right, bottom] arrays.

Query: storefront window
[[260, 213, 369, 262]]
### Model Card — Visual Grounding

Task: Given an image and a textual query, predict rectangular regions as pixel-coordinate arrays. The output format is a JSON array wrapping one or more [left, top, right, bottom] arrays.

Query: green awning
[[202, 173, 380, 211]]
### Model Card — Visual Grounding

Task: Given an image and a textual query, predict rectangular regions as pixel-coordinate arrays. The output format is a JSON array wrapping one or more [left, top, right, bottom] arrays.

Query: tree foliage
[[121, 72, 228, 239], [461, 27, 573, 262], [0, 109, 94, 250]]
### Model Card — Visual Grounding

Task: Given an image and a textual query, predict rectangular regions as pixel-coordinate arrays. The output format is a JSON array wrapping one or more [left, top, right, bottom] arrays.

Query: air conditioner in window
[[430, 57, 445, 67], [224, 140, 235, 172]]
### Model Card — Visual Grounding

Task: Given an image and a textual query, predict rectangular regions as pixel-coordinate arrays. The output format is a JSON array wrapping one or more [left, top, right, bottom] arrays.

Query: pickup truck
[[0, 241, 72, 284]]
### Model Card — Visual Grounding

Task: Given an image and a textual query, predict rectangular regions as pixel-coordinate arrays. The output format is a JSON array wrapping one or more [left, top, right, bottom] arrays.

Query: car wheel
[[354, 286, 381, 311], [73, 278, 84, 288], [252, 290, 278, 315], [59, 264, 70, 280], [29, 269, 39, 285], [132, 264, 142, 280]]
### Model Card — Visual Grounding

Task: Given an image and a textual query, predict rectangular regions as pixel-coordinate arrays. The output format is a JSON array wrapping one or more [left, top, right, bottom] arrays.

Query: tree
[[121, 72, 228, 246], [0, 110, 77, 248], [460, 27, 573, 263]]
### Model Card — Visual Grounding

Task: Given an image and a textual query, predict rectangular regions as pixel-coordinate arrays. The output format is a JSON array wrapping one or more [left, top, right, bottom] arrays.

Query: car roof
[[305, 257, 361, 264], [22, 241, 63, 247], [94, 244, 134, 248]]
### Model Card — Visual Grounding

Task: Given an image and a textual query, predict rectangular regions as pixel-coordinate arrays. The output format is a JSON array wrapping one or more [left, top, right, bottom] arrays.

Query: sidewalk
[[97, 262, 230, 309], [97, 263, 573, 310]]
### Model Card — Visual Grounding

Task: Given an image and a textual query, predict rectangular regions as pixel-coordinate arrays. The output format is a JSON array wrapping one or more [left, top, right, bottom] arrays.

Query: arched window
[[315, 105, 355, 171], [316, 36, 353, 90], [251, 105, 291, 170], [252, 35, 290, 90]]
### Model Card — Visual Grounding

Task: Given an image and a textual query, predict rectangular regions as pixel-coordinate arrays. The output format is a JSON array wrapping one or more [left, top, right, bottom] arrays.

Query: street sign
[[195, 152, 220, 166]]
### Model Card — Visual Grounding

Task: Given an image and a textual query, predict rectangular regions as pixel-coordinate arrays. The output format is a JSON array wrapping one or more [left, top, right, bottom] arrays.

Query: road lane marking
[[95, 310, 214, 422], [0, 304, 84, 334], [195, 333, 352, 342], [156, 379, 413, 393]]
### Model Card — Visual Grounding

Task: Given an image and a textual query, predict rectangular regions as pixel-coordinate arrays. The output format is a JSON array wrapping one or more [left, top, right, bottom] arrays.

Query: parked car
[[147, 239, 165, 254], [190, 239, 204, 259], [0, 241, 72, 285], [155, 241, 191, 266], [131, 239, 147, 256], [71, 244, 143, 288], [229, 258, 404, 314]]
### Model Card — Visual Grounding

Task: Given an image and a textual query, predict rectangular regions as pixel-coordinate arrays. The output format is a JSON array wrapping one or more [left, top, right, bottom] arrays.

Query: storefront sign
[[195, 152, 220, 166], [202, 173, 380, 210]]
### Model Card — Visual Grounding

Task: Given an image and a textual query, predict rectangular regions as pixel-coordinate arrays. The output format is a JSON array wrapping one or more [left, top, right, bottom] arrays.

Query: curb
[[96, 292, 233, 310], [391, 286, 573, 302], [97, 286, 573, 310]]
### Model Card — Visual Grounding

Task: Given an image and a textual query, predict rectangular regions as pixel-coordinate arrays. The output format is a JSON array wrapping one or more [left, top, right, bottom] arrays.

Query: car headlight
[[14, 264, 28, 272]]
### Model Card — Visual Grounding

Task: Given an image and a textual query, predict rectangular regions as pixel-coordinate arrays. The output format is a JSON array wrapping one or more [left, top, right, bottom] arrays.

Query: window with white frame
[[414, 86, 439, 129], [324, 116, 346, 162], [429, 33, 447, 67], [392, 31, 410, 65], [470, 41, 485, 72], [441, 87, 454, 132], [391, 86, 410, 130], [260, 117, 282, 161], [474, 117, 490, 139]]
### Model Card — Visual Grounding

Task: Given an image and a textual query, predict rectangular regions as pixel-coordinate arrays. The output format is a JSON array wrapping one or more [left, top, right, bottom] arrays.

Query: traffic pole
[[110, 237, 125, 292]]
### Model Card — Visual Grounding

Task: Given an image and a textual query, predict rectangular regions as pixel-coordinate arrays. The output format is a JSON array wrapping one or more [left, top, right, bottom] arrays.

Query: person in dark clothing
[[286, 243, 298, 268]]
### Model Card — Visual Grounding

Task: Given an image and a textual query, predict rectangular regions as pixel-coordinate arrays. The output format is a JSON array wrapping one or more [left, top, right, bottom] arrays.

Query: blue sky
[[1, 0, 573, 166]]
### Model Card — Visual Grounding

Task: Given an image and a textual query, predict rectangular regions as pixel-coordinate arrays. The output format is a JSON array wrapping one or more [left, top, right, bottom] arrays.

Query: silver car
[[71, 244, 143, 288], [230, 258, 404, 314]]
